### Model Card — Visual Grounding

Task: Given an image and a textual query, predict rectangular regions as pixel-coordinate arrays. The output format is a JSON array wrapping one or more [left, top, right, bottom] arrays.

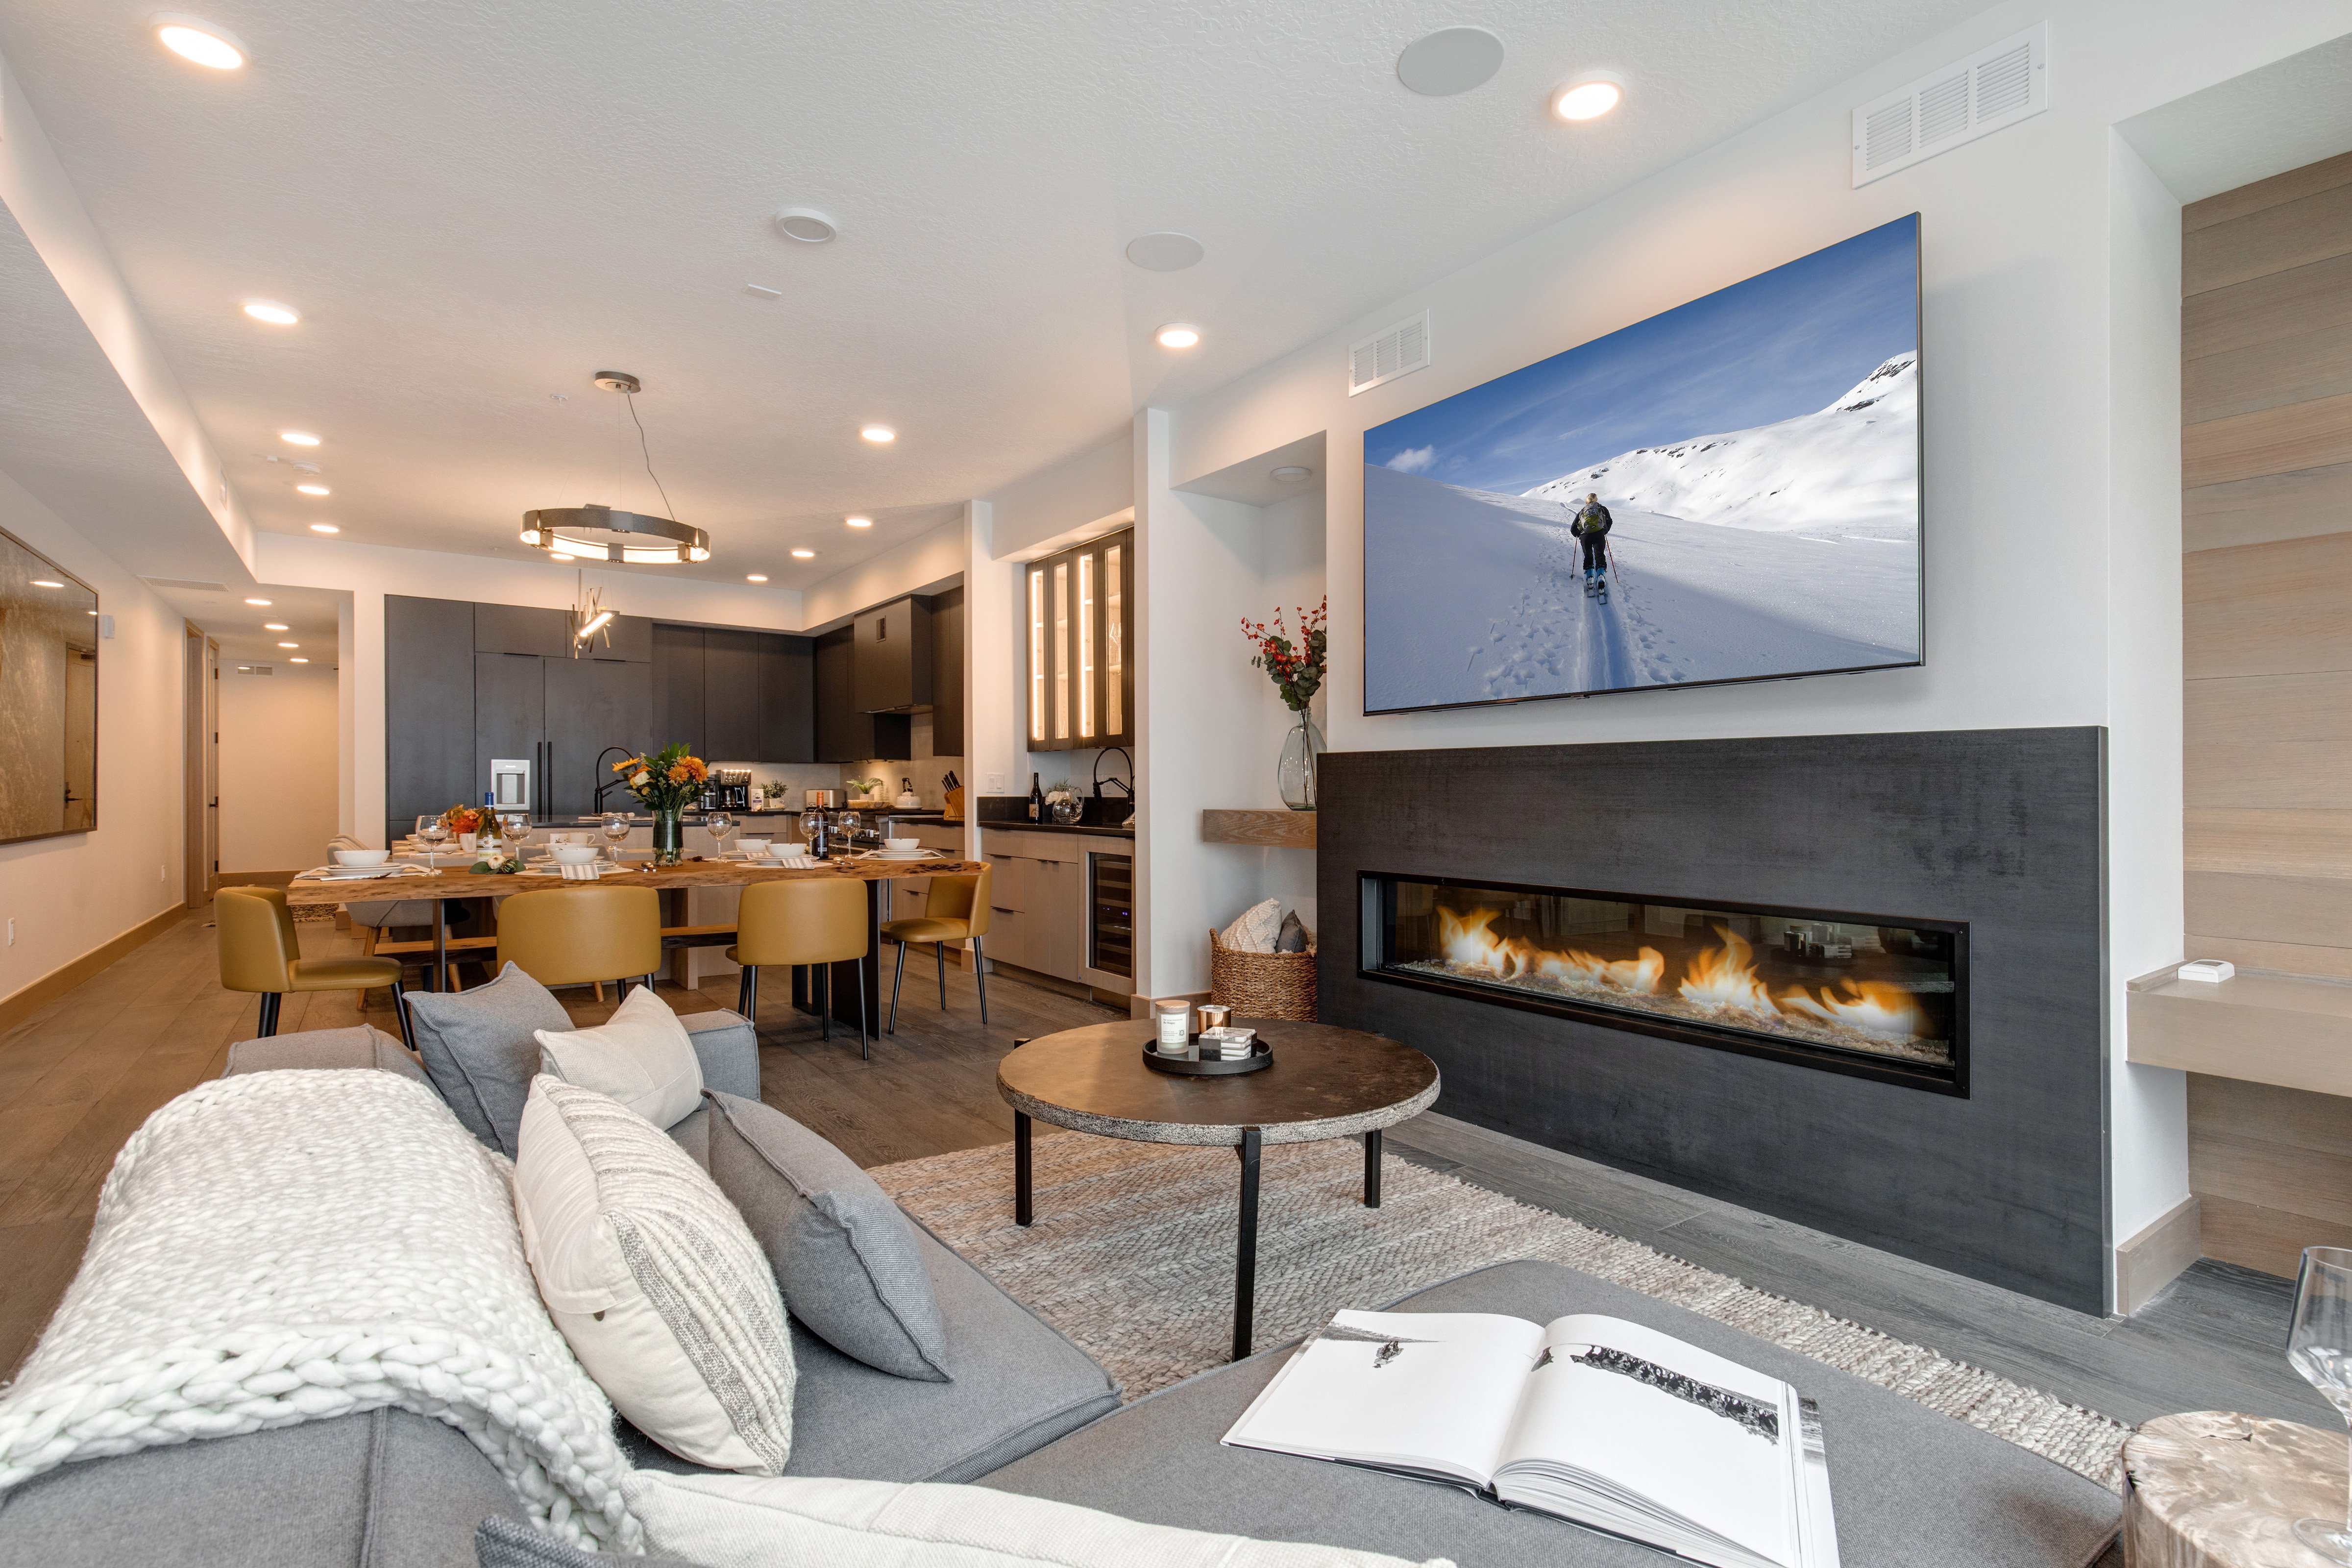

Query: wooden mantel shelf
[[1202, 809, 1316, 849], [2126, 963, 2352, 1097]]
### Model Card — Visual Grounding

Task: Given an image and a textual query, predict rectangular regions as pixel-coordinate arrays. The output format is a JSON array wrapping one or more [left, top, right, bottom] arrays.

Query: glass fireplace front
[[1363, 875, 1966, 1092]]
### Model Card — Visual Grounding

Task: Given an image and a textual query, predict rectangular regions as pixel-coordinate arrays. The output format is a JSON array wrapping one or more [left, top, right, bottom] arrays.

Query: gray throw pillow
[[704, 1091, 951, 1382], [475, 1515, 700, 1568], [403, 962, 572, 1156], [1276, 910, 1311, 954]]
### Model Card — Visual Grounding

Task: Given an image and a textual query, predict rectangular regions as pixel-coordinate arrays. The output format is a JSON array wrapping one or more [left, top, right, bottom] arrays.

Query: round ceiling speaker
[[1271, 466, 1314, 483], [1124, 232, 1205, 271], [1396, 27, 1505, 96], [774, 208, 839, 244]]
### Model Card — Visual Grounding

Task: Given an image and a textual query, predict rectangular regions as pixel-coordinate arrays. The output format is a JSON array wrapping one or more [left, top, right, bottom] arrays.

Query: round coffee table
[[997, 1018, 1440, 1360], [2125, 1411, 2351, 1566]]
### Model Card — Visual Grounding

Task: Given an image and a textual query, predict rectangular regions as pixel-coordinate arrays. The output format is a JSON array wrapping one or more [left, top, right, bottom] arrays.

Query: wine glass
[[706, 810, 736, 858], [2293, 1247, 2352, 1564], [499, 811, 533, 857], [601, 811, 634, 862], [415, 814, 448, 857], [799, 806, 824, 856]]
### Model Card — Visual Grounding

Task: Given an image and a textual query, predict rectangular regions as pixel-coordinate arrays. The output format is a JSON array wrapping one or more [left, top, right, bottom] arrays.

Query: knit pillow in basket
[[1220, 898, 1283, 954]]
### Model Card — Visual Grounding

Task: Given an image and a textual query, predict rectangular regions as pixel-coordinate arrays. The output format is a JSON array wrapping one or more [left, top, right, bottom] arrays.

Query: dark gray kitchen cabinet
[[758, 635, 814, 763], [652, 623, 704, 754], [474, 603, 569, 658], [853, 596, 932, 713], [599, 614, 654, 663], [473, 653, 547, 813], [702, 629, 762, 761], [385, 595, 477, 844], [817, 626, 909, 762], [546, 658, 653, 818], [929, 586, 964, 757]]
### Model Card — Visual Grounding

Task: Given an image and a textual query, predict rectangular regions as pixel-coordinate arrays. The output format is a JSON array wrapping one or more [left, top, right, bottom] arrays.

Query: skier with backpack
[[1571, 493, 1614, 598]]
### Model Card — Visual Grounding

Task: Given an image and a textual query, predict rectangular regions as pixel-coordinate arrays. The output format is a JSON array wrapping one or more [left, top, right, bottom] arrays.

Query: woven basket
[[1208, 927, 1319, 1022]]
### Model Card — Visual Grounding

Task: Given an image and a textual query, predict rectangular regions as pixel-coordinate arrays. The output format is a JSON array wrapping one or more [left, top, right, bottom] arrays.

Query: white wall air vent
[[141, 576, 230, 592], [234, 664, 274, 675], [1852, 23, 2047, 187], [1348, 311, 1431, 396]]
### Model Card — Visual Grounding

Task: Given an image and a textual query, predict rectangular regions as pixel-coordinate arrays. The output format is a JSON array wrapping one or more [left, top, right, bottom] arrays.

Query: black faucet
[[1092, 747, 1134, 800], [592, 746, 637, 816]]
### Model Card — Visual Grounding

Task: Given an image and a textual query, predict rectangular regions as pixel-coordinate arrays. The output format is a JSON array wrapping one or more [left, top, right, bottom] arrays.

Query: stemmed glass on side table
[[706, 811, 736, 858], [2292, 1245, 2352, 1564], [601, 812, 634, 864]]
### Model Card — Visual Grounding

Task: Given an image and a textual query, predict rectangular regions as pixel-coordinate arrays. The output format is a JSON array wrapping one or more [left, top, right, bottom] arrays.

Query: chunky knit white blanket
[[0, 1069, 639, 1552]]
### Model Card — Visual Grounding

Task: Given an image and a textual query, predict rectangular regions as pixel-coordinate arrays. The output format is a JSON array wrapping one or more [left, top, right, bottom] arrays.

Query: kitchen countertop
[[980, 820, 1137, 839]]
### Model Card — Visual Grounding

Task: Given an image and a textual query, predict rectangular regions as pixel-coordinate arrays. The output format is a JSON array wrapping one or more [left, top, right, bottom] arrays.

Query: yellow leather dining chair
[[729, 878, 871, 1058], [881, 863, 991, 1033], [494, 886, 662, 995], [215, 885, 414, 1051]]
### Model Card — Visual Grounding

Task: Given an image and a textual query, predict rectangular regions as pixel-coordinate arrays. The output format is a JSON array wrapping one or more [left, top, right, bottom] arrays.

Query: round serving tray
[[1141, 1034, 1273, 1076]]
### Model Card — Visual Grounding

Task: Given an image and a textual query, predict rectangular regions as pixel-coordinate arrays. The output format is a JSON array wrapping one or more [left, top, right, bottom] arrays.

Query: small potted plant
[[846, 776, 885, 806], [1240, 596, 1329, 810], [610, 743, 710, 865]]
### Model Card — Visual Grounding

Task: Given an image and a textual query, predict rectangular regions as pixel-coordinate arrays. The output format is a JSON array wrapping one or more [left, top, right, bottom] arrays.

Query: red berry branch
[[1241, 596, 1328, 712]]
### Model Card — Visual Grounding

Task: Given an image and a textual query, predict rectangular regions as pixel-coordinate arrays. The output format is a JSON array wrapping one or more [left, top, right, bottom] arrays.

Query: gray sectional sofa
[[0, 1023, 2124, 1567]]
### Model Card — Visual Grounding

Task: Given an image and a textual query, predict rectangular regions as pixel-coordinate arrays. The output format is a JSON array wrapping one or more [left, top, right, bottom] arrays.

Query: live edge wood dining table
[[283, 856, 985, 1029]]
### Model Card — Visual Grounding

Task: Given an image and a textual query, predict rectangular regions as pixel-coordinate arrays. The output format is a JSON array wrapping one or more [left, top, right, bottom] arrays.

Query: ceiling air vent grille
[[1852, 22, 2047, 187], [141, 576, 230, 592], [1348, 310, 1431, 396], [234, 664, 274, 676]]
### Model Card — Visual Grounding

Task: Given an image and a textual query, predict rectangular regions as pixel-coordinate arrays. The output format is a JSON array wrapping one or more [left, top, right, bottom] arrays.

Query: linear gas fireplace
[[1362, 874, 1967, 1093]]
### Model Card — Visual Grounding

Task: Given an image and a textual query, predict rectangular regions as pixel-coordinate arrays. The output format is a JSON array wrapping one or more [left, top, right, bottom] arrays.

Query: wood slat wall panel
[[2181, 321, 2352, 425], [2192, 1073, 2352, 1159], [2184, 462, 2352, 551], [2185, 809, 2352, 878], [2183, 530, 2352, 677], [2184, 251, 2352, 361], [2198, 1193, 2352, 1279], [2183, 149, 2352, 232], [2183, 388, 2352, 488], [2186, 672, 2352, 808], [2184, 934, 2352, 982], [2191, 1124, 2352, 1229], [2182, 181, 2352, 295], [2185, 871, 2352, 947]]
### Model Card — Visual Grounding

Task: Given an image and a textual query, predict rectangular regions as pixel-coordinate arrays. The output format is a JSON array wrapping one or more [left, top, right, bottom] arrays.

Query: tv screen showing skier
[[1362, 214, 1922, 713]]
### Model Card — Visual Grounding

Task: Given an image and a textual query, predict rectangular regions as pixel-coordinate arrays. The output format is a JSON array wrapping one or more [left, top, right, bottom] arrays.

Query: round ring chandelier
[[521, 371, 710, 564], [521, 503, 710, 564]]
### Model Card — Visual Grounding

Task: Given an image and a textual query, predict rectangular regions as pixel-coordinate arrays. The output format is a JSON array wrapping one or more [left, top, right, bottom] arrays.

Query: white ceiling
[[0, 0, 1989, 591]]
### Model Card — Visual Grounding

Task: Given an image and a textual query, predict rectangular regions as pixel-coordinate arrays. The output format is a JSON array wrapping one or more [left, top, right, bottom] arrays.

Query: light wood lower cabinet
[[980, 829, 1124, 991]]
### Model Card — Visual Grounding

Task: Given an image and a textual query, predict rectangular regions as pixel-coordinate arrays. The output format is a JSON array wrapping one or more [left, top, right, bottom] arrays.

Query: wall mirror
[[0, 528, 98, 843]]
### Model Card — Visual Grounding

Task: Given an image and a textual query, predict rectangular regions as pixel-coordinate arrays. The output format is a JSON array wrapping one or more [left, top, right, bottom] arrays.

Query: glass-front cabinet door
[[1025, 527, 1132, 752]]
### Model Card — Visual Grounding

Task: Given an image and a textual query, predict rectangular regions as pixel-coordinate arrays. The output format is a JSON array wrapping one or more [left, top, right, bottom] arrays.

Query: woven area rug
[[870, 1129, 2130, 1491]]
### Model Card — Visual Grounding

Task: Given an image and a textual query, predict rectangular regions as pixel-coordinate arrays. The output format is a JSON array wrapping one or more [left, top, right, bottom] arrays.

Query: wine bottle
[[1028, 772, 1043, 823]]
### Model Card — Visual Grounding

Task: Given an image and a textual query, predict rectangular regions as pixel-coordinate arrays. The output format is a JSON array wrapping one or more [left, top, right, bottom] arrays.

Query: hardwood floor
[[0, 904, 2329, 1469]]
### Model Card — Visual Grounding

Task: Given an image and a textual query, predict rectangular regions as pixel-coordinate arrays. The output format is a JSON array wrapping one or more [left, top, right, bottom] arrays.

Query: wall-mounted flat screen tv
[[1362, 213, 1921, 714]]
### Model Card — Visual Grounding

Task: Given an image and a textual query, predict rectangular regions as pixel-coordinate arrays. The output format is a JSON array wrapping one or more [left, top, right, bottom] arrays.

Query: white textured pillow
[[534, 984, 703, 1129], [514, 1077, 795, 1473], [621, 1472, 1455, 1568], [1221, 898, 1284, 954]]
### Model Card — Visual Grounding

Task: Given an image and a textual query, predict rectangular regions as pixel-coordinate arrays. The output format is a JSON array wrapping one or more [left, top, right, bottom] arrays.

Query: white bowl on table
[[551, 843, 600, 865], [735, 838, 770, 858], [882, 837, 920, 852], [333, 849, 391, 867]]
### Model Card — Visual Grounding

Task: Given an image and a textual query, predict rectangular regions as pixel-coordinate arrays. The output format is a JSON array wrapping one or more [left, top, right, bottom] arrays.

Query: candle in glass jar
[[1155, 1000, 1191, 1052]]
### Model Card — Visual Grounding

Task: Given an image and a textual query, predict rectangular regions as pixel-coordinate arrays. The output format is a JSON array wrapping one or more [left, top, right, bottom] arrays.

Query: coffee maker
[[710, 770, 752, 811]]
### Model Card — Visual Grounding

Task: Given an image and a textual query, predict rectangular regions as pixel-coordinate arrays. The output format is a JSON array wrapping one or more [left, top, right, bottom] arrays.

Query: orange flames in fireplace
[[1436, 907, 1929, 1041]]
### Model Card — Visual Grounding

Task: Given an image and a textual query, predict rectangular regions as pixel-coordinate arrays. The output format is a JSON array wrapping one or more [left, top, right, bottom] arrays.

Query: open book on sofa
[[1224, 1310, 1838, 1568]]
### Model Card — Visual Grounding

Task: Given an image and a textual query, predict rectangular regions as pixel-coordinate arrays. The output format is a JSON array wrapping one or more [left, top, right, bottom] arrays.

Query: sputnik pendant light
[[521, 371, 710, 564]]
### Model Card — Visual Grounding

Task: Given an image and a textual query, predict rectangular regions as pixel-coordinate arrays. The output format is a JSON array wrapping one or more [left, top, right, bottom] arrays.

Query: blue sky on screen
[[1365, 215, 1919, 495]]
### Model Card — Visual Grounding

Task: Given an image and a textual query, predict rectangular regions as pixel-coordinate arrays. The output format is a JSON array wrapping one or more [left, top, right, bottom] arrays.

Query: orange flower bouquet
[[611, 742, 710, 863]]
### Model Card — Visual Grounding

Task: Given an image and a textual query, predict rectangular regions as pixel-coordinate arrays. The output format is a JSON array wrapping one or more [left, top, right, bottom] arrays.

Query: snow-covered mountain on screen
[[1523, 352, 1917, 540]]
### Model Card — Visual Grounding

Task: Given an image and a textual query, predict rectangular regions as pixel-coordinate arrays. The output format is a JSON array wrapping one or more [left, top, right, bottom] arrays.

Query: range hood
[[854, 595, 934, 713]]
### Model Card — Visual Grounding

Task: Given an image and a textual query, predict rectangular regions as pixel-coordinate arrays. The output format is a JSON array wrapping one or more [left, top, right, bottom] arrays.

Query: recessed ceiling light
[[151, 15, 246, 69], [1155, 323, 1202, 349], [1271, 465, 1314, 482], [1125, 232, 1205, 271], [277, 640, 298, 648], [790, 548, 816, 560], [30, 579, 63, 588], [263, 622, 288, 630], [859, 425, 895, 443], [549, 552, 576, 562], [1396, 26, 1505, 96], [245, 597, 271, 605], [1552, 73, 1625, 121], [308, 522, 339, 533], [295, 482, 330, 496], [746, 573, 769, 582], [774, 208, 839, 244], [290, 657, 310, 663], [241, 299, 300, 325], [279, 429, 320, 446], [845, 515, 873, 528]]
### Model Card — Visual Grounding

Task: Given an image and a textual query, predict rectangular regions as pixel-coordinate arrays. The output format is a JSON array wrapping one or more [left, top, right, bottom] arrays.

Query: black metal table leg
[[430, 896, 447, 992], [1234, 1126, 1262, 1361], [1364, 1128, 1383, 1208], [1014, 1111, 1033, 1227]]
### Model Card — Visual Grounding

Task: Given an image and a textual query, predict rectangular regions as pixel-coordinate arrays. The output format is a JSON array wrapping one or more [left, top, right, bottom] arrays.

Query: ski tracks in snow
[[1467, 508, 1670, 699]]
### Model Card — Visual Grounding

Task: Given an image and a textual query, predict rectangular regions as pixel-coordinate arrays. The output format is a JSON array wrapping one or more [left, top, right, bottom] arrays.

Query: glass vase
[[1277, 708, 1324, 811], [652, 808, 686, 867]]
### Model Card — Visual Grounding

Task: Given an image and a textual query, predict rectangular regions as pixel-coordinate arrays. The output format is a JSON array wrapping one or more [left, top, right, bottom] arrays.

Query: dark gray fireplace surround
[[1317, 727, 2106, 1315]]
